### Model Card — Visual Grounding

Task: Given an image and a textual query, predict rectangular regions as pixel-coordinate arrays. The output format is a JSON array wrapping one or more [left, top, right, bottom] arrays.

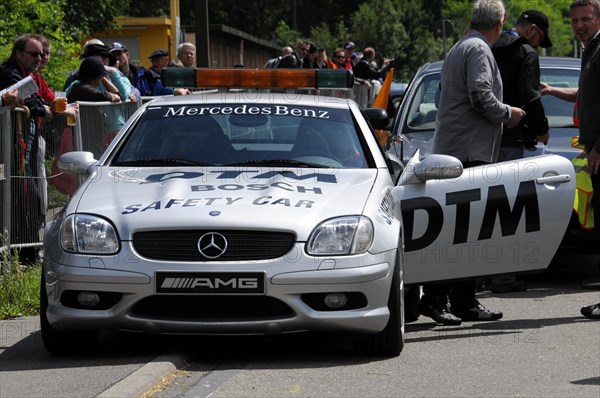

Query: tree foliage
[[0, 0, 79, 90], [0, 0, 131, 90], [272, 21, 302, 50], [443, 0, 577, 57], [394, 0, 444, 80], [63, 0, 130, 39]]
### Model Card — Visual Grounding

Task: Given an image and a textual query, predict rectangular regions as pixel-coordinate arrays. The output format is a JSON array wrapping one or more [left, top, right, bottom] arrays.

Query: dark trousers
[[422, 159, 488, 309], [591, 171, 600, 237], [590, 170, 600, 272]]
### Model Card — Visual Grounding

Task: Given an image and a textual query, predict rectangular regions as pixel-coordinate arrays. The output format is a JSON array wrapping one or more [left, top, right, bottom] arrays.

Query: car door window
[[404, 74, 440, 133]]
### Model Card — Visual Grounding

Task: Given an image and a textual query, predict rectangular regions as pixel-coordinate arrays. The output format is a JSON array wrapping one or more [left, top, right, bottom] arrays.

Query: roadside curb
[[97, 352, 191, 398]]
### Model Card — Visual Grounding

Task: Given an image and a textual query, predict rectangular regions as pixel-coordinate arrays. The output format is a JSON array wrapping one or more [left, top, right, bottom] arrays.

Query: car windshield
[[112, 103, 369, 169]]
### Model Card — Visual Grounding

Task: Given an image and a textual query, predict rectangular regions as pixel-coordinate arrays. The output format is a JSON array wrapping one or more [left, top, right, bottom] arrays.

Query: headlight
[[60, 214, 120, 254], [307, 216, 374, 255]]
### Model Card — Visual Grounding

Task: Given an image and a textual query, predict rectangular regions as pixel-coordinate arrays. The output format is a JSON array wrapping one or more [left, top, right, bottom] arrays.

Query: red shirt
[[32, 72, 55, 102]]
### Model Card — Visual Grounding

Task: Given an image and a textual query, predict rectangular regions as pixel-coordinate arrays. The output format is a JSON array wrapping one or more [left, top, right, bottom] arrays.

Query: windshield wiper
[[113, 158, 214, 166], [224, 159, 331, 168]]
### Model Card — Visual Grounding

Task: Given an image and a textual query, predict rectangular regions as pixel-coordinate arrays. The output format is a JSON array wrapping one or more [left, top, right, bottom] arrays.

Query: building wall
[[93, 18, 278, 69], [94, 17, 172, 69], [207, 34, 275, 68]]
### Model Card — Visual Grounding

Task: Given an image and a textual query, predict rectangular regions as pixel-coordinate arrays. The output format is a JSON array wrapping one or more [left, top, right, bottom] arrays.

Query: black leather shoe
[[454, 300, 503, 321], [418, 297, 462, 325], [580, 303, 600, 319]]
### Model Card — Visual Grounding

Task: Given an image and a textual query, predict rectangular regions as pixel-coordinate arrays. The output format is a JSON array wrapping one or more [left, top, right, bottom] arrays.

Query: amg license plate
[[156, 272, 265, 294]]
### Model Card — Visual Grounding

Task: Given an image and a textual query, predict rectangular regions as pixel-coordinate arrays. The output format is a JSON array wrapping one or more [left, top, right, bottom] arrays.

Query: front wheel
[[354, 257, 405, 356]]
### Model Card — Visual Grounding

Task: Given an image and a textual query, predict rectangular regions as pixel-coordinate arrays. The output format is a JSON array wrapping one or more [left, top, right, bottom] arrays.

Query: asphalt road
[[1, 253, 599, 398]]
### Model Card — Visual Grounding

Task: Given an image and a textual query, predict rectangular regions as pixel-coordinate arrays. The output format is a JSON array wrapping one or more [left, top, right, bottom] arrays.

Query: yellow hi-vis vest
[[571, 136, 594, 229]]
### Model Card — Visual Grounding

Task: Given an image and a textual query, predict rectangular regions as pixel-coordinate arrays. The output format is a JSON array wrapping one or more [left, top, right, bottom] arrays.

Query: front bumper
[[43, 243, 396, 335]]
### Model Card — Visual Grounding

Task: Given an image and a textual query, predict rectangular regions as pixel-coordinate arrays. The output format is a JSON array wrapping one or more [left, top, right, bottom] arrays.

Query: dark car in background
[[388, 56, 593, 252], [390, 81, 408, 109]]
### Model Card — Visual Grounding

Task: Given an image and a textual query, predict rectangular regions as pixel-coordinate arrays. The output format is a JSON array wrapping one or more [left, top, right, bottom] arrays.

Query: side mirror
[[413, 154, 463, 181], [363, 108, 389, 130], [57, 152, 97, 175], [396, 149, 463, 185]]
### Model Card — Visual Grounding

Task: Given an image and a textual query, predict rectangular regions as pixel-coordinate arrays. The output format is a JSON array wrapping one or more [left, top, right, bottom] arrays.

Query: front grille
[[133, 230, 295, 261], [131, 295, 294, 320]]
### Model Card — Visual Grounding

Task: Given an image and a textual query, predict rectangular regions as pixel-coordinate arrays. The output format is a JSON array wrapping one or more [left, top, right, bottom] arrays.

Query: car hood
[[74, 167, 379, 240]]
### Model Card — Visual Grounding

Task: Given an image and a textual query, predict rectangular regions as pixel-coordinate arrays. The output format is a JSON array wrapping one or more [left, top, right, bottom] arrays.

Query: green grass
[[0, 262, 41, 320], [0, 156, 65, 320]]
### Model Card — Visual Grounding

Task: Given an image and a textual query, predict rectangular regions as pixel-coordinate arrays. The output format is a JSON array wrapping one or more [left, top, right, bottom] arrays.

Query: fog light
[[77, 291, 101, 307], [323, 293, 348, 309]]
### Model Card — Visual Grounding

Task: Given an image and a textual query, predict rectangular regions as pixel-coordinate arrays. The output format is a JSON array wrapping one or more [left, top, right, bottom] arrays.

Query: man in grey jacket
[[419, 0, 525, 326]]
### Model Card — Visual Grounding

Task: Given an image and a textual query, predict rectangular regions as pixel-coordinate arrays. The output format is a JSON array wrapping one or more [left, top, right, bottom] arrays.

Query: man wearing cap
[[489, 10, 553, 293], [63, 42, 134, 104], [110, 42, 140, 88], [140, 49, 179, 96], [64, 42, 115, 90], [83, 43, 133, 100], [343, 41, 356, 70]]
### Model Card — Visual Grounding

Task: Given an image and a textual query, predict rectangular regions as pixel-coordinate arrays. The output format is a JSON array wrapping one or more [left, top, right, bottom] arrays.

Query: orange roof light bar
[[161, 68, 354, 89]]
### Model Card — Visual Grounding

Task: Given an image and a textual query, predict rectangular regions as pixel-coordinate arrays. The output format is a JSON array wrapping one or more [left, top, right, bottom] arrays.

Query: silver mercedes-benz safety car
[[41, 68, 575, 357]]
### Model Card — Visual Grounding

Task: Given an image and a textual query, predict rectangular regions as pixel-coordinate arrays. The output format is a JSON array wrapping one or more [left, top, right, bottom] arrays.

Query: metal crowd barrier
[[0, 100, 141, 256], [352, 80, 381, 109]]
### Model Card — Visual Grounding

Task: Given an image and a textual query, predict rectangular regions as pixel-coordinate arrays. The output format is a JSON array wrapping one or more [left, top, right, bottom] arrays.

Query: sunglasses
[[300, 47, 310, 52], [335, 55, 345, 58], [22, 50, 43, 58]]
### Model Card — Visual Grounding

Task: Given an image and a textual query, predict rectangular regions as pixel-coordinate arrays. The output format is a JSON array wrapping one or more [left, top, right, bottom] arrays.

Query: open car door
[[393, 151, 575, 284]]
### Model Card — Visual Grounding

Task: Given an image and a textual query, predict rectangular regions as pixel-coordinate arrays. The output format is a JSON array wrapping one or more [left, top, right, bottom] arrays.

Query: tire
[[354, 255, 405, 356], [40, 271, 99, 355]]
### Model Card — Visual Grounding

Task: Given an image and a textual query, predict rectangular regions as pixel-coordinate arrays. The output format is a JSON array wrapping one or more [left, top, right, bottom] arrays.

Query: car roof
[[538, 56, 581, 69], [415, 56, 580, 77]]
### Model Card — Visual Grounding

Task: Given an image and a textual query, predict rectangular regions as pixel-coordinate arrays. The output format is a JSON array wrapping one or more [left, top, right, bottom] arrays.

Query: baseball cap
[[81, 43, 117, 66], [519, 10, 552, 48], [78, 57, 109, 82], [345, 41, 355, 49], [109, 42, 127, 53], [148, 49, 169, 59]]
